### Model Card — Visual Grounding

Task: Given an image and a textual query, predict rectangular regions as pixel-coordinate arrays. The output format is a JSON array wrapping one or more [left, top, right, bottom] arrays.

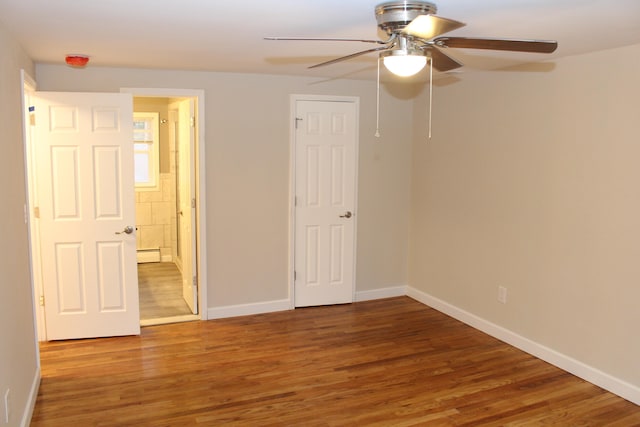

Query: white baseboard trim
[[206, 285, 408, 320], [22, 368, 40, 427], [136, 248, 161, 263], [207, 299, 292, 320], [355, 285, 406, 302], [406, 286, 640, 406]]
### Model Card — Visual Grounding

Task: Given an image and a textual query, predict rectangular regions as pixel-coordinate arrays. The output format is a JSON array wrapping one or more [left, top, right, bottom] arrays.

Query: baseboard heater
[[137, 248, 161, 264]]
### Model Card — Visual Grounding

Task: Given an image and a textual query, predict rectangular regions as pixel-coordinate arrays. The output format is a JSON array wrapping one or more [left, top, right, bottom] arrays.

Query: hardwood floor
[[138, 262, 193, 320], [31, 297, 639, 426]]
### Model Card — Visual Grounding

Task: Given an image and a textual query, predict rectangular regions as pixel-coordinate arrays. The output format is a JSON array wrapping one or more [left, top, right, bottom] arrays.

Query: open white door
[[294, 98, 358, 307], [33, 91, 140, 340], [175, 98, 197, 314]]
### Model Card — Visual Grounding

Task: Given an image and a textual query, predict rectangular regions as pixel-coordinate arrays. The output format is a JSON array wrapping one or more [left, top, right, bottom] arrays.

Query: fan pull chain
[[375, 56, 381, 138], [428, 56, 433, 140]]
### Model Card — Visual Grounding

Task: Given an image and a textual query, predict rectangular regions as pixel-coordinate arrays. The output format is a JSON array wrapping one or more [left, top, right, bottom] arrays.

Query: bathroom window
[[133, 112, 159, 191]]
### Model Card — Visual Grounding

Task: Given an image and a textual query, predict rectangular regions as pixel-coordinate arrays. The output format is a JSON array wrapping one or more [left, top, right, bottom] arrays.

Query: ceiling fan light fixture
[[382, 50, 427, 77]]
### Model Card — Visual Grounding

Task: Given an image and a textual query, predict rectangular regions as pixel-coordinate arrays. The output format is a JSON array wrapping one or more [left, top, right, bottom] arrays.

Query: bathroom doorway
[[132, 94, 201, 326]]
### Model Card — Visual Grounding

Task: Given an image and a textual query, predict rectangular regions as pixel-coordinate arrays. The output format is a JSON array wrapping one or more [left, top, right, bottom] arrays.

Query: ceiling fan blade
[[265, 37, 387, 45], [308, 46, 393, 69], [427, 47, 463, 72], [403, 15, 466, 40], [434, 37, 558, 53]]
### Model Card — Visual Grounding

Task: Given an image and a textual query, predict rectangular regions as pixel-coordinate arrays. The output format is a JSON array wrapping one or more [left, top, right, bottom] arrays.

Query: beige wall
[[409, 43, 640, 388], [35, 65, 414, 308], [0, 23, 39, 425]]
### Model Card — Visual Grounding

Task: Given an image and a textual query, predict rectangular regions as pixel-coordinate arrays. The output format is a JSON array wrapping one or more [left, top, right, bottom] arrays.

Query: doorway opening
[[129, 93, 204, 326], [23, 82, 208, 341], [132, 96, 200, 326]]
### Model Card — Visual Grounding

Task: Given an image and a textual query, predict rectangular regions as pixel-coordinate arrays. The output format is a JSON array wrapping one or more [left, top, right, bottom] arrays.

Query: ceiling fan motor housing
[[375, 1, 437, 33]]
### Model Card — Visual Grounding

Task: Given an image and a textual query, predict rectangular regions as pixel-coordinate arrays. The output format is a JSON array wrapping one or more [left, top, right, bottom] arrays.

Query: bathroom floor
[[138, 262, 192, 320]]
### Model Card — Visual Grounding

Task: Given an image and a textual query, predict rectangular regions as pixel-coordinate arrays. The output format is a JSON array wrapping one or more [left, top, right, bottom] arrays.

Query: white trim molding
[[355, 285, 406, 302], [22, 368, 40, 427], [208, 299, 292, 320], [406, 286, 640, 406], [208, 286, 406, 320]]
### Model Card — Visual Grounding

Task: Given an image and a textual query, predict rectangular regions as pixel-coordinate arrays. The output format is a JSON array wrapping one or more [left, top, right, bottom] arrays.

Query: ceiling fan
[[266, 1, 557, 138], [266, 0, 558, 77]]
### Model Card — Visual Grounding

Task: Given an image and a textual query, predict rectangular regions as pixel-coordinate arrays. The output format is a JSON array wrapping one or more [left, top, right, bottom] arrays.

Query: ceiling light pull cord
[[428, 56, 433, 140], [375, 56, 381, 138]]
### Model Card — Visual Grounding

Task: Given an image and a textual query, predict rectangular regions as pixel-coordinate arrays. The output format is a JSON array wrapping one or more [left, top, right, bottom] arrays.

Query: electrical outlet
[[4, 389, 9, 424], [498, 286, 508, 304]]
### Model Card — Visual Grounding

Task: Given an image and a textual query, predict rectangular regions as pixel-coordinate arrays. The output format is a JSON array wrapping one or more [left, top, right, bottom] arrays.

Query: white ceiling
[[1, 0, 639, 81]]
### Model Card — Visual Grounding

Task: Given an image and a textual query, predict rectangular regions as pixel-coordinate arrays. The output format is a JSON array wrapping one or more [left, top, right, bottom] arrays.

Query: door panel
[[55, 243, 85, 313], [50, 146, 80, 218], [34, 91, 140, 340], [96, 242, 126, 310], [294, 99, 358, 307], [173, 98, 197, 314], [94, 146, 122, 218]]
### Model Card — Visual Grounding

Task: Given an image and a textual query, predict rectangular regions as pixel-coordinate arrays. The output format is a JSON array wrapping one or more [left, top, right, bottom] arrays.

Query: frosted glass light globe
[[383, 54, 427, 77]]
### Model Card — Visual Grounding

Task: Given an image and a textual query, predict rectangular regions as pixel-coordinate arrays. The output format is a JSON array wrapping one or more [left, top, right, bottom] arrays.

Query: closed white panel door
[[294, 99, 358, 307], [34, 92, 140, 340]]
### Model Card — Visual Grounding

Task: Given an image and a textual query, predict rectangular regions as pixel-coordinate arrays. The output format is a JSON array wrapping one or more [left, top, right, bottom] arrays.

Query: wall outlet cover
[[498, 286, 508, 304], [4, 389, 10, 424]]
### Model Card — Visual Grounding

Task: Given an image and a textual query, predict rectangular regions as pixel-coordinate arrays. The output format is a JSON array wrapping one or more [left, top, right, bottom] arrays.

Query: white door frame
[[288, 94, 359, 308], [21, 69, 46, 342], [121, 88, 208, 320]]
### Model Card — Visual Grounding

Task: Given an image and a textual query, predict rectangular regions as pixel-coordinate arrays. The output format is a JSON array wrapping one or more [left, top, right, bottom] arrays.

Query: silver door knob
[[340, 211, 352, 219], [115, 226, 134, 235]]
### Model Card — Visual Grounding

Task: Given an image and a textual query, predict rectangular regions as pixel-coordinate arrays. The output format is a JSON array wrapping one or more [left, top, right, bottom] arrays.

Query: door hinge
[[33, 206, 40, 219], [193, 276, 197, 287], [294, 271, 297, 281], [39, 295, 45, 306], [190, 116, 195, 127], [191, 198, 196, 208], [295, 117, 303, 129]]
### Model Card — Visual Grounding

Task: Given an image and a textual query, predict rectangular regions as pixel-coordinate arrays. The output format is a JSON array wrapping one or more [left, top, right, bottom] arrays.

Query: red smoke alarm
[[65, 55, 90, 67]]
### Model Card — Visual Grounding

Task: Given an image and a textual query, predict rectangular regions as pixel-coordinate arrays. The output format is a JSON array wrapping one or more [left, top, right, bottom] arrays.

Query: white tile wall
[[136, 172, 176, 260]]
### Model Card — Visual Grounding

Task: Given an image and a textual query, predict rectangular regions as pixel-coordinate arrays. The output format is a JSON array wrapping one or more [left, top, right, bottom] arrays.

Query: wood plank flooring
[[31, 297, 640, 426], [138, 262, 193, 320]]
